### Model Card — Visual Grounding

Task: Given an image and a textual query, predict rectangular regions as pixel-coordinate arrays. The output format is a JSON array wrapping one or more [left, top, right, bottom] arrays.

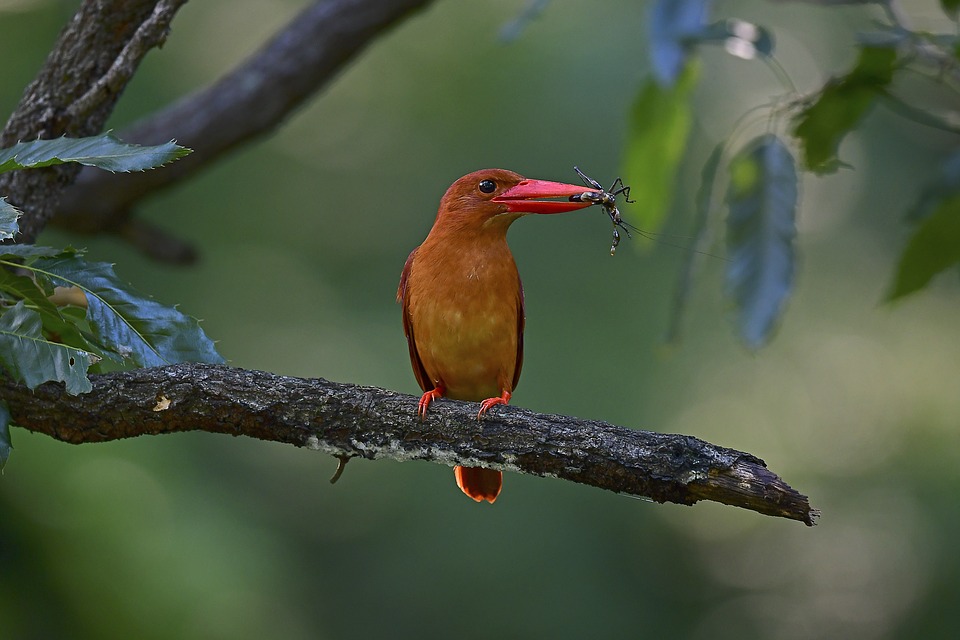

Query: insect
[[569, 166, 636, 255]]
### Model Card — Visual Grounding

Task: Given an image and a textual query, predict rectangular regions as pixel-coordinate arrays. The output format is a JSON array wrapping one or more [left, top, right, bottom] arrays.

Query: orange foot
[[417, 384, 445, 420], [477, 390, 511, 420]]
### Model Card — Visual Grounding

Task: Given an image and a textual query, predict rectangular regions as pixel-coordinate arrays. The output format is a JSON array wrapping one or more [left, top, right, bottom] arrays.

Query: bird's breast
[[408, 244, 521, 400]]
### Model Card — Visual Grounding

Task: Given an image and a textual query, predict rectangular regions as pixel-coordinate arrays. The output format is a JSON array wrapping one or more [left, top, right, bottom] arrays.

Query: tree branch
[[0, 0, 188, 244], [0, 363, 819, 525], [51, 0, 435, 262]]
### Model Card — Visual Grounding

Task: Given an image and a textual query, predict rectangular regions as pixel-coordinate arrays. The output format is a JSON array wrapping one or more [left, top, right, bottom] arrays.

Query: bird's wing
[[398, 248, 432, 392], [513, 274, 525, 392]]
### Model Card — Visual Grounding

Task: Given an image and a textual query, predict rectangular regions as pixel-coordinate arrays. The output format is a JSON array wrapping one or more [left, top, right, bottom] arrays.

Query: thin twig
[[66, 0, 183, 122]]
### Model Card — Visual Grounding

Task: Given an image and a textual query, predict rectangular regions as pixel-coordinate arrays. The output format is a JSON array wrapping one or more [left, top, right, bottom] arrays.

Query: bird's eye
[[478, 179, 496, 194]]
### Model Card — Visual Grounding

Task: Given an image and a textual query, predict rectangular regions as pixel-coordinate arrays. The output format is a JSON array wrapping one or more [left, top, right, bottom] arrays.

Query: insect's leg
[[573, 166, 603, 191], [610, 227, 621, 255], [611, 182, 635, 203]]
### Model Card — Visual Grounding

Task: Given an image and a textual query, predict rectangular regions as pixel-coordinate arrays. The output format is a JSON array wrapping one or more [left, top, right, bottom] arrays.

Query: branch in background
[[0, 364, 819, 526], [0, 0, 188, 243], [52, 0, 435, 263]]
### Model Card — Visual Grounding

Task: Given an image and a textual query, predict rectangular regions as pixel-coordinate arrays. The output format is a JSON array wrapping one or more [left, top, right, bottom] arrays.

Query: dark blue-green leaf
[[0, 244, 76, 262], [621, 62, 698, 236], [649, 0, 711, 86], [0, 266, 94, 354], [887, 193, 960, 300], [31, 256, 223, 367], [0, 401, 11, 472], [725, 134, 798, 349], [0, 301, 93, 394], [0, 198, 19, 240], [792, 46, 897, 173], [0, 133, 191, 174]]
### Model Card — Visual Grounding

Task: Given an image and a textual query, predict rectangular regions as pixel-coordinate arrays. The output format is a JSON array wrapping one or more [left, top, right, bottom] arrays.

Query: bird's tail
[[454, 466, 502, 504]]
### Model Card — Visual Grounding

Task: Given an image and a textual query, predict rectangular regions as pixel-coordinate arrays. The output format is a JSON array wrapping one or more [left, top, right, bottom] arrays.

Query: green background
[[2, 1, 959, 638]]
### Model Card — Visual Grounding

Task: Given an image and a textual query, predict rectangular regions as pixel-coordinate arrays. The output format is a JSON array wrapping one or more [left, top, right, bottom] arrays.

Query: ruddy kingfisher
[[397, 169, 597, 503]]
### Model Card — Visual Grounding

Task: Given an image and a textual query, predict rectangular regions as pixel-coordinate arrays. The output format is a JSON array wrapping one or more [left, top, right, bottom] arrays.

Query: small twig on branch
[[329, 454, 352, 484], [0, 364, 819, 526], [65, 0, 184, 123], [52, 0, 435, 261]]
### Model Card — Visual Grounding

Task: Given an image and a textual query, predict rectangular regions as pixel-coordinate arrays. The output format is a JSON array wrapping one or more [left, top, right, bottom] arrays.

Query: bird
[[397, 169, 595, 503]]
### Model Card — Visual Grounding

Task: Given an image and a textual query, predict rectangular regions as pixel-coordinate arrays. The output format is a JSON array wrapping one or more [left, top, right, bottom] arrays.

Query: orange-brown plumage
[[398, 169, 593, 503]]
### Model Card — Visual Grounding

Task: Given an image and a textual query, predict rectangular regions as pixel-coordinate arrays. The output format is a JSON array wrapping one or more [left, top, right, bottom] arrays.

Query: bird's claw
[[418, 387, 444, 420], [477, 390, 512, 420]]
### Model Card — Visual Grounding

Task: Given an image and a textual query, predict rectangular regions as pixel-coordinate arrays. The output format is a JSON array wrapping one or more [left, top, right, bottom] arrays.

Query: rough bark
[[0, 0, 188, 243], [50, 0, 434, 263], [0, 364, 819, 526]]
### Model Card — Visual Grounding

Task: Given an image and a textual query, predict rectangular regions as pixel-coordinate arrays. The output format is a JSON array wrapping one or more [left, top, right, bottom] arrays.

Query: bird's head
[[435, 169, 594, 233]]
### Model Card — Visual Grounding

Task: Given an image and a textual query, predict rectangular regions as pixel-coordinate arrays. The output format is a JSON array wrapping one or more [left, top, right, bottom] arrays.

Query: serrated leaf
[[0, 401, 11, 472], [0, 301, 93, 394], [725, 135, 798, 349], [793, 46, 897, 173], [0, 244, 76, 262], [887, 193, 960, 300], [649, 0, 712, 86], [621, 62, 698, 237], [0, 197, 20, 240], [0, 133, 191, 174], [30, 256, 223, 367]]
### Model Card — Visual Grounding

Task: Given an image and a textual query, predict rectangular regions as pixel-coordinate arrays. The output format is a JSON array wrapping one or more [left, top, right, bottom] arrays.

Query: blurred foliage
[[793, 45, 898, 174], [633, 0, 960, 346], [1, 0, 960, 639], [724, 134, 797, 349], [622, 61, 697, 235]]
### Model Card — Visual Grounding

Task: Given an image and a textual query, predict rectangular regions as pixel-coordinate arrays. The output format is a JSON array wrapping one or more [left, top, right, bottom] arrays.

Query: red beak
[[493, 179, 595, 214]]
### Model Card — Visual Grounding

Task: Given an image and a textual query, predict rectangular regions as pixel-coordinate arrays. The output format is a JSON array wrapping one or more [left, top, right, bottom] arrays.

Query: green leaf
[[0, 198, 20, 240], [0, 401, 11, 472], [887, 193, 960, 300], [725, 134, 798, 349], [942, 0, 960, 17], [792, 46, 897, 174], [0, 301, 93, 394], [0, 132, 191, 174], [30, 255, 224, 367], [621, 62, 698, 236]]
